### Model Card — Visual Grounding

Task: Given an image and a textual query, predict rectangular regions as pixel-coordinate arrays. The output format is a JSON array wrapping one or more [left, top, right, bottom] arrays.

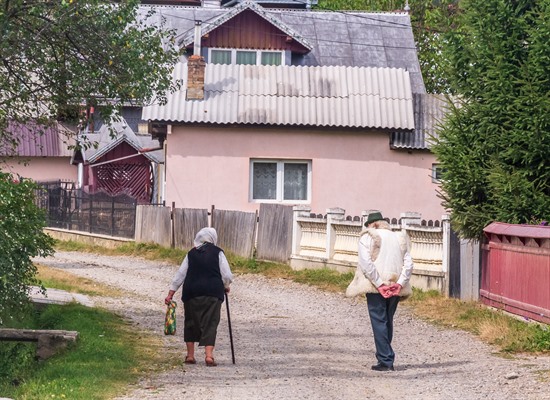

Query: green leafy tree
[[433, 0, 550, 238], [0, 173, 54, 324], [318, 0, 460, 93], [0, 0, 180, 148], [0, 0, 181, 322]]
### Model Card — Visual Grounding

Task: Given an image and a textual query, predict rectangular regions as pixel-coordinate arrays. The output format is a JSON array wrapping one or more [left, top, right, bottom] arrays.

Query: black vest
[[181, 243, 225, 302]]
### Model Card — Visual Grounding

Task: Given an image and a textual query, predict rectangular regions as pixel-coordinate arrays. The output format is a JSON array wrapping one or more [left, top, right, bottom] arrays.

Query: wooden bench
[[0, 328, 79, 360]]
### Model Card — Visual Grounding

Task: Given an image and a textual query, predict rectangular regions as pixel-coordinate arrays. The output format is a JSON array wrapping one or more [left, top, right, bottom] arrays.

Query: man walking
[[358, 211, 413, 371]]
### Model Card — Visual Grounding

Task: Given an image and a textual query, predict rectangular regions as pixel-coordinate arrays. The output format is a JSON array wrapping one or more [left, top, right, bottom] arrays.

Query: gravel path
[[36, 251, 550, 400]]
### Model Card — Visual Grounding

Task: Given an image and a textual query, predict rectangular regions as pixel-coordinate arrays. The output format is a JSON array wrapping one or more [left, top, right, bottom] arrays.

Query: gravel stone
[[36, 251, 550, 400]]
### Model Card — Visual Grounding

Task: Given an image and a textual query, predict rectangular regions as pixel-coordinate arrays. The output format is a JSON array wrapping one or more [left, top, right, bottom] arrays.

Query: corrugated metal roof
[[81, 118, 163, 164], [142, 62, 414, 130], [1, 121, 74, 157], [391, 93, 455, 150], [138, 4, 426, 93], [484, 222, 550, 240]]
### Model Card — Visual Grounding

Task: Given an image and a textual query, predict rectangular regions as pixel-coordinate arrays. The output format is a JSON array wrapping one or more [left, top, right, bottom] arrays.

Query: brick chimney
[[187, 20, 205, 101], [187, 55, 206, 101]]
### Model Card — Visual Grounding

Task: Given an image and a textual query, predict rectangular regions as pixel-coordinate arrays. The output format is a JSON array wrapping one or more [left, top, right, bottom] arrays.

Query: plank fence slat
[[174, 208, 209, 250], [256, 203, 293, 262], [213, 209, 256, 258], [135, 205, 171, 247]]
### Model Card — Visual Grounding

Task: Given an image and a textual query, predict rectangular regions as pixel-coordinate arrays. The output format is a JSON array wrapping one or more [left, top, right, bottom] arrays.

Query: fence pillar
[[441, 214, 451, 296], [326, 208, 345, 260], [400, 212, 422, 229], [291, 205, 311, 257]]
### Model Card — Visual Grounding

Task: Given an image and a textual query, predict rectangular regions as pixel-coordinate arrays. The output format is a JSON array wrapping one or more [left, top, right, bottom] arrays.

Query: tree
[[319, 0, 460, 93], [0, 0, 180, 149], [0, 0, 180, 322], [432, 0, 550, 239], [0, 173, 54, 324]]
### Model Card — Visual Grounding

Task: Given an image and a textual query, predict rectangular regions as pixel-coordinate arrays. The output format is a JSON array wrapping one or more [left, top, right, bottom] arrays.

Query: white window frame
[[209, 48, 285, 66], [249, 159, 312, 203]]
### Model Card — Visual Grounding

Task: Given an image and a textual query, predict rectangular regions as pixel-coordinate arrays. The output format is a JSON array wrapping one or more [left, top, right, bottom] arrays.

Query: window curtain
[[253, 163, 277, 199], [261, 52, 282, 66], [236, 51, 257, 65], [211, 50, 231, 65], [283, 163, 307, 200]]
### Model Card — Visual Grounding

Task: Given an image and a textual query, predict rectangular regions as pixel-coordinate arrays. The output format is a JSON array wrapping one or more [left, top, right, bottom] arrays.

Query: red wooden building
[[72, 119, 163, 204]]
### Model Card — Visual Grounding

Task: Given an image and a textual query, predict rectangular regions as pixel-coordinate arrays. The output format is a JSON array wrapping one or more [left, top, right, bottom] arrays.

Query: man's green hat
[[364, 211, 384, 227]]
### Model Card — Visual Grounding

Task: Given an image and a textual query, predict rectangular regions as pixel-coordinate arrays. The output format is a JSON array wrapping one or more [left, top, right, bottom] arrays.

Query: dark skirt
[[183, 296, 222, 346]]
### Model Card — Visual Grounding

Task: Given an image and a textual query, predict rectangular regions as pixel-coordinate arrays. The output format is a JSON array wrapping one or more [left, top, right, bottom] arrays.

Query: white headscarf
[[193, 227, 218, 248]]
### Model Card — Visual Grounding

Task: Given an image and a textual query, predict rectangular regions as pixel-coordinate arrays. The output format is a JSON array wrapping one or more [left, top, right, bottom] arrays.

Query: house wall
[[200, 10, 308, 54], [0, 157, 77, 182], [165, 126, 445, 220]]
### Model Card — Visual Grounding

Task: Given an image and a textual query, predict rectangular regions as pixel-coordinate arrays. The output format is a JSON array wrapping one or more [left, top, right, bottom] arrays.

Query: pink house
[[141, 1, 447, 220], [0, 121, 77, 183]]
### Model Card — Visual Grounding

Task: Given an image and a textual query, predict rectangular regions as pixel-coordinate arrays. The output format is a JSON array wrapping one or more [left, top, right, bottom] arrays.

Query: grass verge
[[0, 303, 167, 400], [406, 289, 550, 353], [36, 264, 124, 298]]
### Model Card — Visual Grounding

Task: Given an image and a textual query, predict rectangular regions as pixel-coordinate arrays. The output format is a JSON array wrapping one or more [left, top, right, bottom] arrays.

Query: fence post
[[250, 209, 259, 259], [111, 196, 115, 237], [326, 208, 345, 261], [171, 202, 176, 248], [88, 195, 93, 234], [211, 204, 215, 227], [400, 212, 422, 229], [441, 214, 451, 297], [291, 205, 311, 257]]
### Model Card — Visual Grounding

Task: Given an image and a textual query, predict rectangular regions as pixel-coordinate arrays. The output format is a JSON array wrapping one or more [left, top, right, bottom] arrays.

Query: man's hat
[[364, 211, 384, 227]]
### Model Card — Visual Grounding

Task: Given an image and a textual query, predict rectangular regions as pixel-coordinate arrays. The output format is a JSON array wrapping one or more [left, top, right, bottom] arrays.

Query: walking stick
[[225, 292, 236, 364]]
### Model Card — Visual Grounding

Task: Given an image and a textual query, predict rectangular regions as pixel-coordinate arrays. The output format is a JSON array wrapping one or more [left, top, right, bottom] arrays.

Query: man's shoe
[[371, 363, 394, 371]]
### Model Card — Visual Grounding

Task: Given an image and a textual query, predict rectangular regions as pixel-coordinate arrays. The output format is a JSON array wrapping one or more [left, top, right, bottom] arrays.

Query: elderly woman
[[165, 227, 233, 367]]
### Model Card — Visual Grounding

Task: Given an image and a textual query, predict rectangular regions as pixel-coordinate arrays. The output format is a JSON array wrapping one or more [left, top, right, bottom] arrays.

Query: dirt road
[[37, 251, 550, 400]]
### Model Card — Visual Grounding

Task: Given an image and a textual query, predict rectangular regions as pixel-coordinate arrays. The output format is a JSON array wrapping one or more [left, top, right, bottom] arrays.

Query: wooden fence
[[173, 208, 209, 249], [256, 203, 294, 262], [135, 204, 261, 258], [133, 203, 485, 299], [212, 208, 257, 259], [481, 222, 550, 324], [135, 206, 171, 247]]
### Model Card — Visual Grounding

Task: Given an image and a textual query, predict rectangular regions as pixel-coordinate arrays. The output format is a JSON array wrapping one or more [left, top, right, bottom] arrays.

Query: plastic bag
[[164, 301, 177, 335]]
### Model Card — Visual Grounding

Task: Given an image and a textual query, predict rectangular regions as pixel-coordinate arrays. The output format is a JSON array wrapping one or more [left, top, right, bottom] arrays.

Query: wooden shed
[[72, 119, 163, 204]]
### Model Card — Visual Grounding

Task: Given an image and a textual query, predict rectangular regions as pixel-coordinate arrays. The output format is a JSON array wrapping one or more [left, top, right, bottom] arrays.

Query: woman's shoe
[[205, 356, 217, 367], [184, 356, 196, 364]]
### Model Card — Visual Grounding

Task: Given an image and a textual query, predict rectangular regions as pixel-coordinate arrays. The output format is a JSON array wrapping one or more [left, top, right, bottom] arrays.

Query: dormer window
[[209, 48, 284, 66]]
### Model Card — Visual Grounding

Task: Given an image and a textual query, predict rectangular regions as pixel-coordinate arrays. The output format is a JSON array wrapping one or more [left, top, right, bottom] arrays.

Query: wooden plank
[[213, 209, 256, 258], [460, 239, 480, 301], [0, 328, 78, 342], [173, 208, 209, 250], [256, 203, 293, 263], [135, 205, 171, 247], [448, 228, 461, 298]]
